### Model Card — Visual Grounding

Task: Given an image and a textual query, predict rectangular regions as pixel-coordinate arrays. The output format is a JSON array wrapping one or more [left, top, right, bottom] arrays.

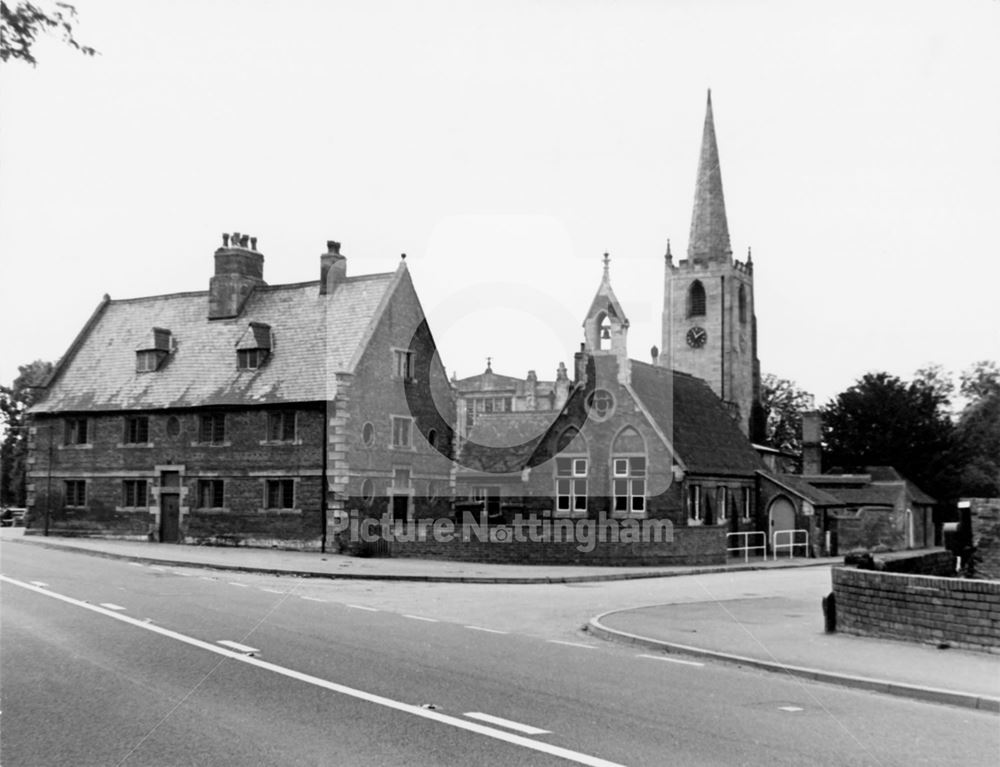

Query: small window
[[394, 350, 415, 380], [586, 389, 615, 420], [717, 487, 728, 523], [689, 485, 702, 521], [427, 428, 437, 449], [267, 411, 296, 442], [136, 350, 165, 373], [166, 416, 181, 437], [65, 480, 86, 507], [391, 416, 412, 448], [265, 479, 295, 509], [362, 422, 375, 446], [122, 480, 148, 508], [124, 416, 149, 444], [742, 487, 753, 520], [64, 417, 89, 445], [237, 348, 268, 370], [393, 468, 412, 489], [612, 457, 646, 513], [199, 414, 226, 444], [687, 280, 706, 318], [198, 479, 225, 509]]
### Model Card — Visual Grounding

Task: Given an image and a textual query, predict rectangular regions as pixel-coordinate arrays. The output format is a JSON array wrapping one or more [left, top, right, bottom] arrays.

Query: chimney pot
[[223, 233, 230, 247], [250, 236, 257, 251], [327, 240, 341, 255]]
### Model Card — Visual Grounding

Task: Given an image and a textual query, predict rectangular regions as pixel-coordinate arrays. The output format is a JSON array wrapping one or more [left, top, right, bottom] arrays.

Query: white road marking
[[228, 582, 249, 588], [465, 625, 507, 634], [346, 604, 378, 612], [199, 576, 215, 581], [779, 706, 804, 712], [547, 640, 597, 649], [259, 588, 286, 594], [301, 596, 327, 603], [637, 654, 705, 667], [403, 614, 438, 622], [1, 575, 625, 767], [149, 566, 168, 571], [128, 562, 143, 567], [464, 712, 551, 735], [29, 581, 48, 587], [217, 640, 260, 655], [173, 571, 193, 577], [99, 603, 127, 611]]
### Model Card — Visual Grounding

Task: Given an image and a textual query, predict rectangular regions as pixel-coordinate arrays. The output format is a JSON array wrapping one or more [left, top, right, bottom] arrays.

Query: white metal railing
[[727, 531, 768, 562], [772, 529, 809, 559]]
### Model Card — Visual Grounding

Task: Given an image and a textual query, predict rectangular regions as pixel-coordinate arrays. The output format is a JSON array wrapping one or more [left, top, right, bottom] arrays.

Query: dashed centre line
[[228, 582, 249, 588], [464, 712, 551, 736], [300, 596, 327, 603], [465, 625, 507, 635], [547, 640, 597, 649], [346, 604, 378, 612], [99, 603, 127, 611], [403, 615, 439, 623], [217, 640, 260, 655], [259, 588, 286, 594]]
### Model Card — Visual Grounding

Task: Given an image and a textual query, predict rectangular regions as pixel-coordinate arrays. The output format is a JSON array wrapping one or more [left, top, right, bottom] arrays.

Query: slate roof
[[460, 411, 559, 474], [769, 473, 845, 507], [816, 485, 900, 508], [629, 361, 764, 475], [33, 271, 397, 413]]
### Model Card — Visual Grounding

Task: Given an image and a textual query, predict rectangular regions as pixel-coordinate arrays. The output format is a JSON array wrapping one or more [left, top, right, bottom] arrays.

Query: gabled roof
[[32, 269, 398, 413], [630, 361, 764, 475]]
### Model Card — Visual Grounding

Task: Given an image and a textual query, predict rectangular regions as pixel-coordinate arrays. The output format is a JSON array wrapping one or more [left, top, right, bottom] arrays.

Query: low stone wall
[[832, 567, 1000, 653], [387, 525, 726, 567], [879, 549, 956, 576]]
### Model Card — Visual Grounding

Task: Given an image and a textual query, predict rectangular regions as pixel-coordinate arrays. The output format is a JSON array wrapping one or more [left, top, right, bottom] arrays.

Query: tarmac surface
[[4, 529, 998, 712]]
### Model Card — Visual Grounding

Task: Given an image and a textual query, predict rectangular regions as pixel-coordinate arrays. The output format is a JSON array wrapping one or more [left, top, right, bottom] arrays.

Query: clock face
[[686, 326, 707, 348]]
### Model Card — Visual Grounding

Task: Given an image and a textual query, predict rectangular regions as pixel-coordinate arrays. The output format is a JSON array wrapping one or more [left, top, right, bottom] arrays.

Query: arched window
[[738, 284, 747, 324], [555, 427, 588, 515], [612, 427, 646, 514], [687, 280, 706, 318]]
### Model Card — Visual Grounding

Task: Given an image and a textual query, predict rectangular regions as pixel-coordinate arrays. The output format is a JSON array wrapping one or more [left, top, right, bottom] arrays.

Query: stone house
[[26, 237, 455, 549]]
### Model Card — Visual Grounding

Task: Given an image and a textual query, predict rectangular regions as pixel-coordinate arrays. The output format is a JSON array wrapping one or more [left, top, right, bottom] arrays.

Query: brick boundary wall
[[832, 566, 1000, 654], [879, 550, 957, 576], [969, 498, 1000, 581], [388, 526, 726, 566]]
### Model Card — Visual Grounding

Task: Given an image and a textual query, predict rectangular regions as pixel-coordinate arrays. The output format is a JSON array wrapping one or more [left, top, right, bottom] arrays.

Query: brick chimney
[[801, 410, 822, 475], [209, 232, 266, 319], [320, 241, 347, 295]]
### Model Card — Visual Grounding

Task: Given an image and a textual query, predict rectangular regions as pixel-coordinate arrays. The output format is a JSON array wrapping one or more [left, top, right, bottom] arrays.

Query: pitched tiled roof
[[818, 485, 900, 508], [460, 412, 557, 473], [629, 361, 764, 475], [33, 272, 397, 413]]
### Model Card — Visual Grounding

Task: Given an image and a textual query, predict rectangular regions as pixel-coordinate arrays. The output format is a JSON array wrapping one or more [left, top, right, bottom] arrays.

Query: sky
[[1, 0, 998, 410]]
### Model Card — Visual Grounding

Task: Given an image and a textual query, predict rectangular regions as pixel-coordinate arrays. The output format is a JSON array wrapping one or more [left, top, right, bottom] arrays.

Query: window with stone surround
[[391, 416, 413, 448], [122, 480, 148, 508], [394, 349, 415, 380], [688, 484, 703, 522], [265, 479, 295, 509], [64, 417, 89, 445], [199, 413, 226, 444], [716, 486, 728, 523], [123, 416, 149, 444], [612, 427, 646, 514], [197, 479, 225, 509], [267, 411, 296, 442], [65, 480, 86, 508]]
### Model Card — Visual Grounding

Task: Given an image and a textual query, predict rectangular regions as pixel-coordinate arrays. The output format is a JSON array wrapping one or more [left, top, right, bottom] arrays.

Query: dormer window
[[135, 327, 172, 372], [236, 322, 272, 370]]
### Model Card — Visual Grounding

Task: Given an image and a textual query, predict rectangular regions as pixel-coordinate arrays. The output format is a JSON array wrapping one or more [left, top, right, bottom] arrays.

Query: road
[[1, 542, 997, 766]]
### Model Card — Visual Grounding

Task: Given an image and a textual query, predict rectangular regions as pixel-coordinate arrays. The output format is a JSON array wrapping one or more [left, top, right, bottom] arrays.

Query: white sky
[[1, 0, 998, 408]]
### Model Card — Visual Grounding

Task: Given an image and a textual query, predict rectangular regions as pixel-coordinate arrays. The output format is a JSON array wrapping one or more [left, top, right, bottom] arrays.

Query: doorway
[[767, 496, 796, 553], [160, 493, 180, 543]]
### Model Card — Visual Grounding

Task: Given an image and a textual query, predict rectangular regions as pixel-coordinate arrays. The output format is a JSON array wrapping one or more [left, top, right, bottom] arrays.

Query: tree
[[0, 359, 53, 506], [822, 371, 958, 501], [960, 360, 1000, 403], [760, 373, 815, 457], [954, 360, 1000, 497], [1, 1, 96, 65]]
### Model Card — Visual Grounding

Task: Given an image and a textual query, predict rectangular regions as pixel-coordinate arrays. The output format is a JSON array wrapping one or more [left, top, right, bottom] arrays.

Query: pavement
[[4, 528, 998, 713]]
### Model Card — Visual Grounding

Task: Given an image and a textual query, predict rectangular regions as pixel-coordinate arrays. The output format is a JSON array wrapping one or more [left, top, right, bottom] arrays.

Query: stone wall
[[832, 566, 1000, 653], [387, 524, 725, 566]]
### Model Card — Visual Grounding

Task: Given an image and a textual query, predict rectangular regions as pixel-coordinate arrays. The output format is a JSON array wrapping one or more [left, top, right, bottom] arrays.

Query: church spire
[[687, 89, 732, 264]]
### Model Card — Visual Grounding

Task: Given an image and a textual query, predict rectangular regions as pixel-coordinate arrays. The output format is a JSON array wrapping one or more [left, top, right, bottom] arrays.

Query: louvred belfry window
[[687, 280, 706, 318]]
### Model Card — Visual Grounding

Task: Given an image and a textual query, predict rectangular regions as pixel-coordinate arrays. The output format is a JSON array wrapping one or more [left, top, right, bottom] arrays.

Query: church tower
[[661, 91, 763, 440]]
